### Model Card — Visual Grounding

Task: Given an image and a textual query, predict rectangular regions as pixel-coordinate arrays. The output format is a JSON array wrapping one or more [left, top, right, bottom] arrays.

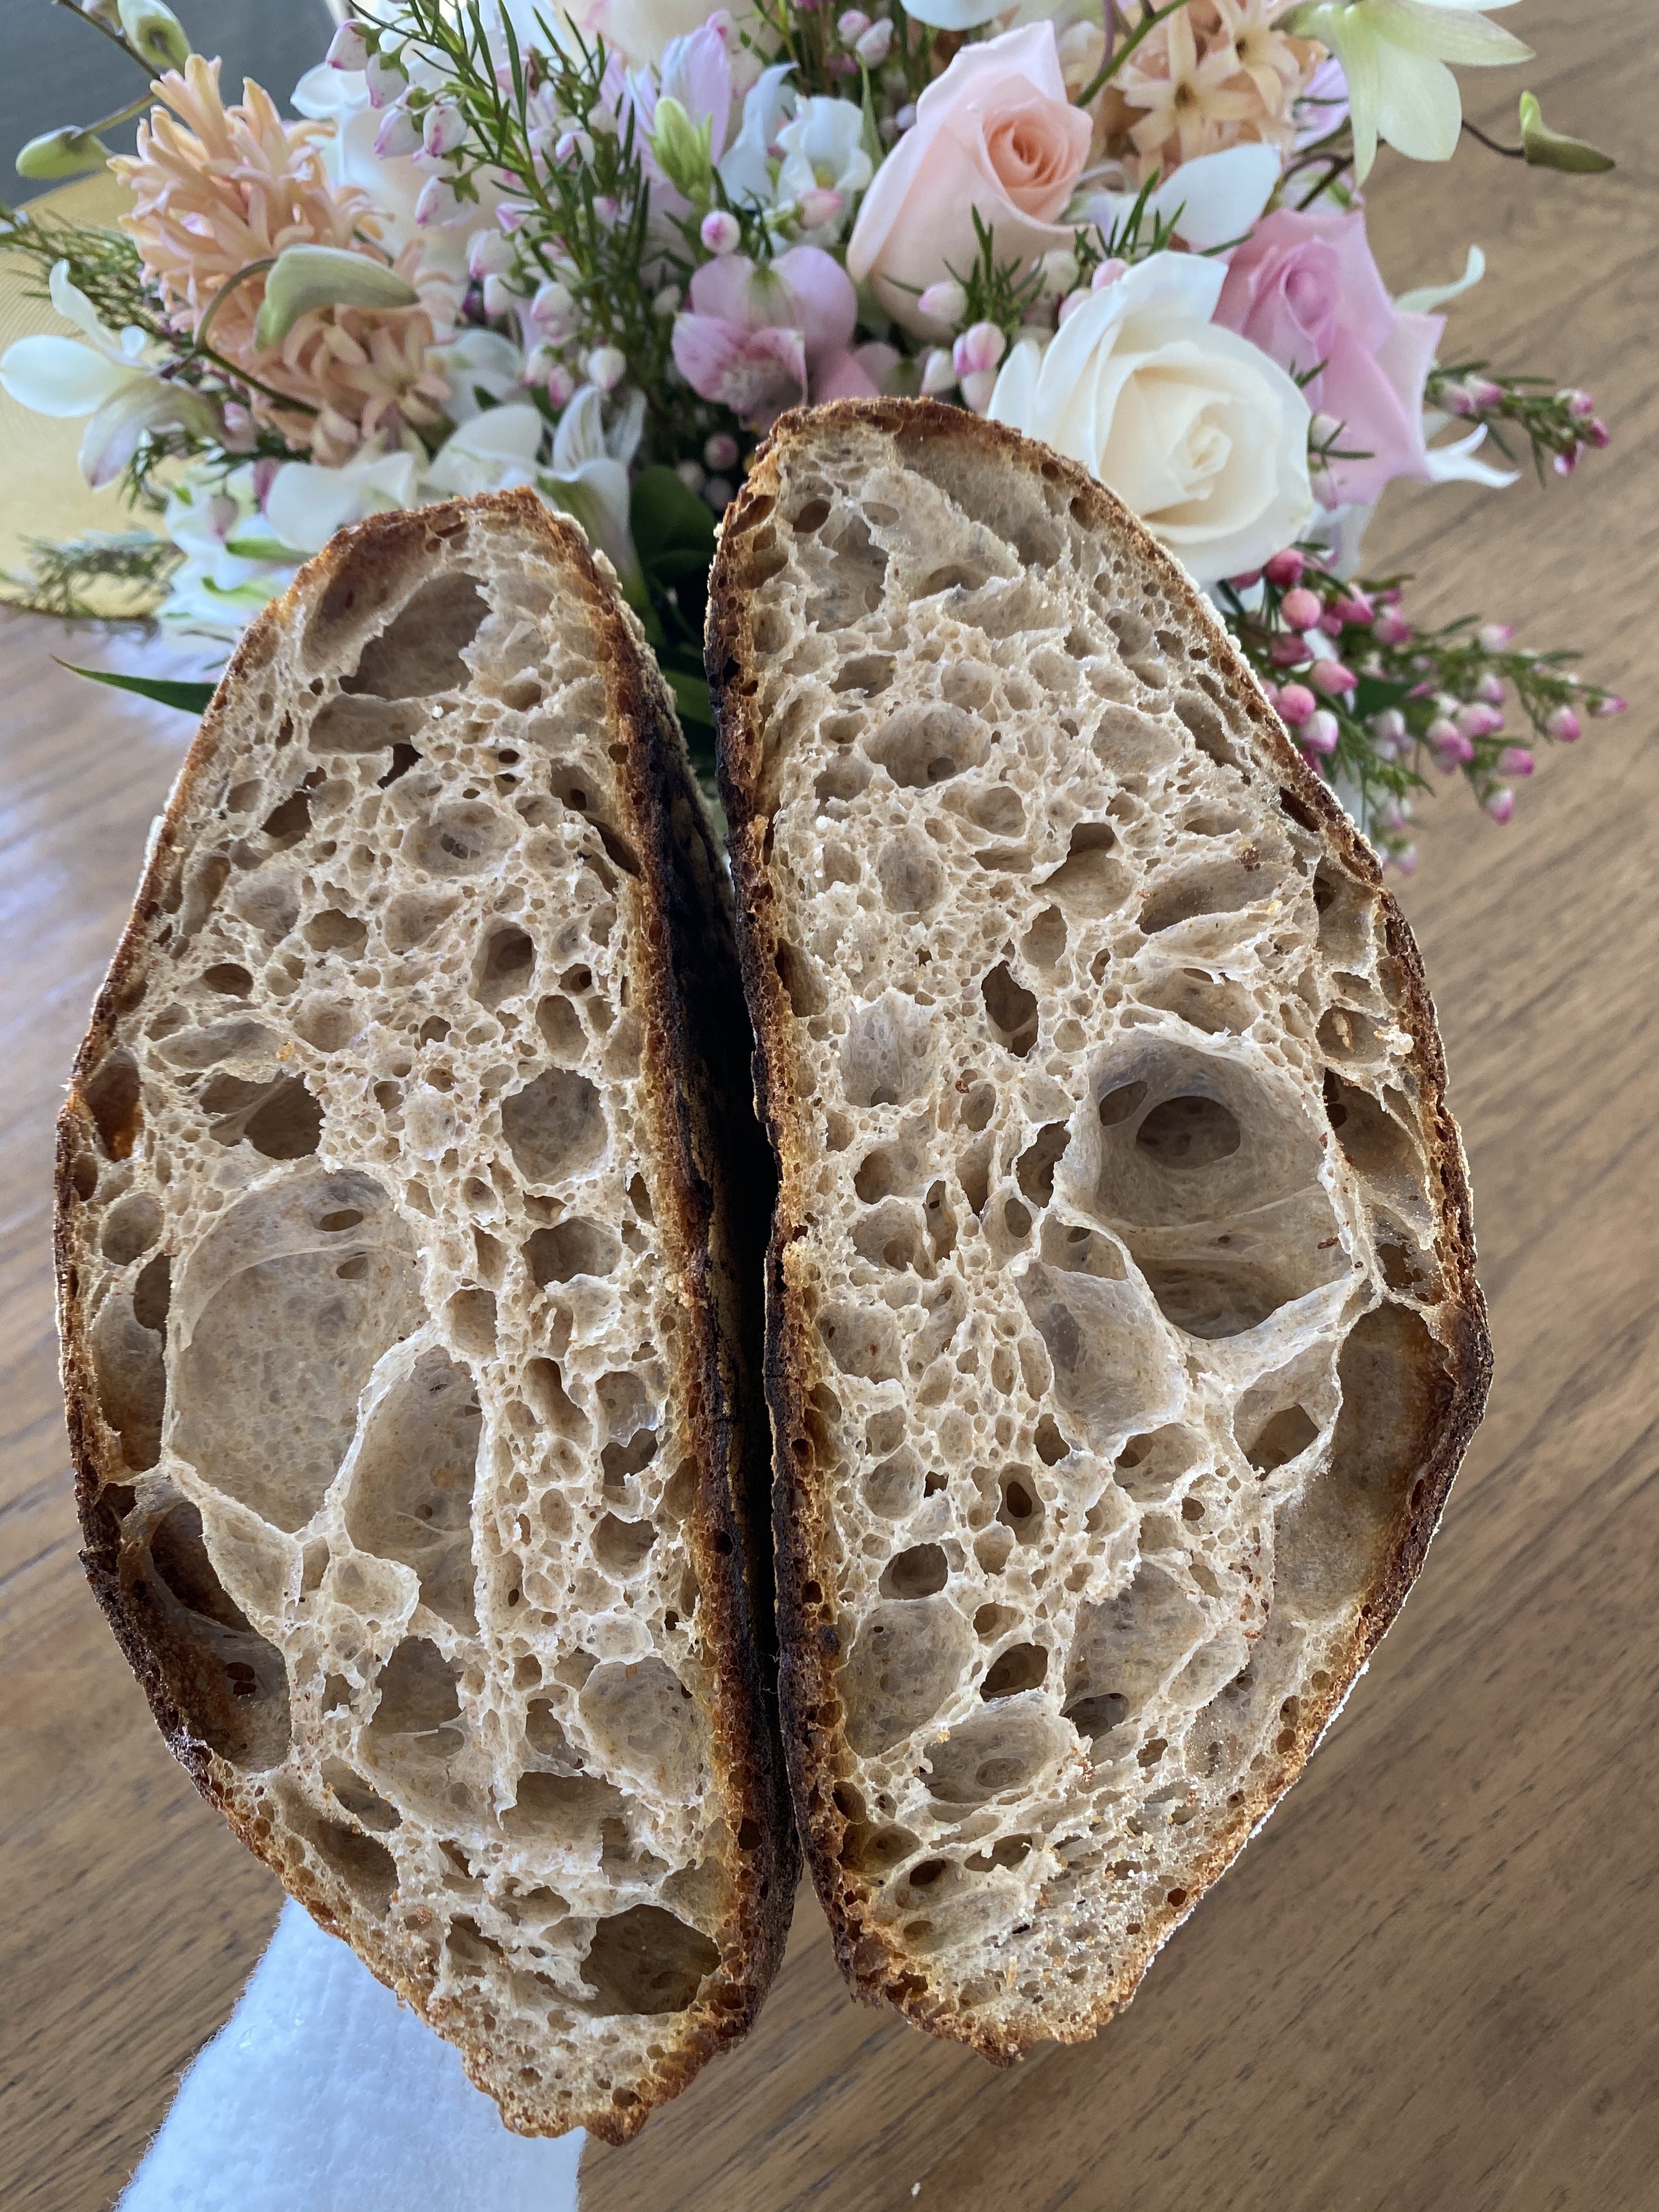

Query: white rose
[[989, 251, 1314, 586]]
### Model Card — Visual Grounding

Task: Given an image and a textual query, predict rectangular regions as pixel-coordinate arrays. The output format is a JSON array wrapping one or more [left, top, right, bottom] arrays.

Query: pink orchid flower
[[671, 247, 893, 429]]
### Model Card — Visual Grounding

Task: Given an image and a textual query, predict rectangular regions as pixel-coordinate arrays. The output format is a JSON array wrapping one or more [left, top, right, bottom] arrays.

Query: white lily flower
[[0, 262, 216, 489], [1081, 143, 1283, 255], [1287, 1, 1532, 180], [264, 444, 425, 556], [426, 403, 547, 496], [718, 64, 796, 208], [775, 98, 872, 238], [540, 385, 646, 597]]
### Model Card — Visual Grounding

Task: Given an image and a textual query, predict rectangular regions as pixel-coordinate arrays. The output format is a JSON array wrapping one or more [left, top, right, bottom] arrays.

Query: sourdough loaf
[[708, 401, 1491, 2058], [56, 489, 791, 2139]]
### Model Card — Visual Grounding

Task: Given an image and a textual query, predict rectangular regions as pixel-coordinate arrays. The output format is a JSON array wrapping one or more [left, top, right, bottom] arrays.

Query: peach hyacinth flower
[[1109, 0, 1324, 179], [113, 57, 448, 465]]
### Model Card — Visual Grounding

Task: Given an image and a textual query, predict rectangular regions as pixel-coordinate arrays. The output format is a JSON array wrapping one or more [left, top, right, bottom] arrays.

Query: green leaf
[[1352, 674, 1417, 722], [665, 666, 713, 729], [631, 464, 717, 571], [59, 662, 216, 714], [1519, 91, 1615, 173]]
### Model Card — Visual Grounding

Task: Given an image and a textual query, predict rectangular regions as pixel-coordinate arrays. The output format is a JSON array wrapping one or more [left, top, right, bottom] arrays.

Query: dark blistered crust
[[707, 400, 1493, 2060], [54, 489, 792, 2142]]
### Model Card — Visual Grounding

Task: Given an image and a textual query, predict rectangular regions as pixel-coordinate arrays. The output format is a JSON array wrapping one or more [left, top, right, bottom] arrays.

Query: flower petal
[[1396, 242, 1486, 312], [253, 245, 420, 351], [48, 260, 121, 353], [0, 333, 128, 415], [1373, 43, 1463, 160], [1376, 0, 1533, 65]]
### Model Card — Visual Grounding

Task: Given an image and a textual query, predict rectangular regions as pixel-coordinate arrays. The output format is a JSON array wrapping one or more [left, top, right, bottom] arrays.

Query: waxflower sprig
[[1426, 361, 1609, 481]]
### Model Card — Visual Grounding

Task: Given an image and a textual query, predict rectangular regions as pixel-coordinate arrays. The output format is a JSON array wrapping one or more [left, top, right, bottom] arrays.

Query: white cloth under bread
[[119, 1901, 584, 2211]]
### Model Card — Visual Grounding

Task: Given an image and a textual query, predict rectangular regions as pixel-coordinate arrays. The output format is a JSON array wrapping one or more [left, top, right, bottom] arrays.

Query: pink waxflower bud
[[1498, 746, 1535, 777], [1057, 289, 1091, 326], [1468, 377, 1504, 409], [495, 200, 534, 232], [895, 102, 918, 132], [704, 431, 739, 472], [800, 187, 845, 228], [586, 345, 627, 391], [481, 273, 516, 320], [468, 228, 513, 279], [424, 101, 466, 156], [1091, 257, 1129, 292], [677, 460, 706, 493], [700, 209, 741, 255], [1268, 634, 1310, 668], [1373, 612, 1412, 646], [837, 7, 870, 35], [1455, 701, 1505, 740], [1553, 446, 1580, 477], [415, 177, 462, 227], [1545, 705, 1581, 743], [1593, 693, 1627, 717], [1485, 787, 1516, 824], [375, 103, 421, 159], [1331, 592, 1374, 626], [1392, 844, 1420, 876], [1264, 549, 1305, 588], [1227, 570, 1262, 590], [1316, 609, 1344, 637], [1560, 388, 1596, 420], [1280, 587, 1323, 630], [959, 367, 999, 414], [1302, 709, 1340, 755], [1371, 707, 1406, 744], [1276, 683, 1317, 726], [1442, 384, 1476, 418], [704, 475, 735, 510], [855, 18, 893, 63], [556, 128, 596, 166], [1475, 670, 1505, 704], [365, 52, 405, 107], [1310, 660, 1357, 696], [953, 322, 1006, 378], [920, 346, 957, 395], [327, 23, 369, 70], [544, 363, 576, 407], [530, 279, 574, 333], [1477, 624, 1513, 654], [1587, 417, 1611, 449], [918, 279, 967, 326]]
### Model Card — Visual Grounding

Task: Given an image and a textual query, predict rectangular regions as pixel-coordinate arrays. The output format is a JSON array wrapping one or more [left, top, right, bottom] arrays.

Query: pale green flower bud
[[117, 0, 192, 72], [1518, 91, 1615, 173], [16, 127, 109, 181], [650, 96, 714, 202], [253, 245, 420, 350]]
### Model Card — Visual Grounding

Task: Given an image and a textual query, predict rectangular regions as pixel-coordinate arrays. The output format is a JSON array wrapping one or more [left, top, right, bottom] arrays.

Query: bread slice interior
[[56, 491, 789, 2140], [709, 401, 1490, 2057]]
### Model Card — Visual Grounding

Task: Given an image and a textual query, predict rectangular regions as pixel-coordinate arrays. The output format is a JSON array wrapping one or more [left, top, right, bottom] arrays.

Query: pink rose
[[1216, 206, 1444, 508], [671, 247, 890, 428], [846, 23, 1092, 337]]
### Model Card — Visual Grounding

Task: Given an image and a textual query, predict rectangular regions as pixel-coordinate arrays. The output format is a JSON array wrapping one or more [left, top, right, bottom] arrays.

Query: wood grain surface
[[2, 4, 1652, 2205]]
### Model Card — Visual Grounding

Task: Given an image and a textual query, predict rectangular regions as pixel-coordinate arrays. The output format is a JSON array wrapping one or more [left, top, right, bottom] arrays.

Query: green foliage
[[58, 662, 216, 713], [630, 465, 716, 744], [1, 531, 180, 620]]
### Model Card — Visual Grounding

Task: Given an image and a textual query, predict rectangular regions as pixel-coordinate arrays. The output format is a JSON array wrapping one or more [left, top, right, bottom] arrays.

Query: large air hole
[[101, 1193, 163, 1266], [981, 1643, 1048, 1700], [841, 1598, 973, 1754], [876, 836, 944, 915], [525, 1217, 621, 1285], [1018, 1261, 1183, 1453], [473, 925, 536, 1009], [1135, 1095, 1241, 1170], [311, 1820, 398, 1910], [362, 1636, 466, 1814], [345, 1348, 481, 1631], [853, 1140, 928, 1203], [1324, 1073, 1425, 1207], [1140, 859, 1270, 935], [1244, 1402, 1320, 1474], [91, 1287, 167, 1469], [1015, 1123, 1071, 1208], [525, 1357, 588, 1442], [406, 801, 514, 878], [173, 1170, 424, 1531], [841, 990, 935, 1109], [879, 1543, 948, 1599], [864, 701, 985, 788], [502, 1067, 606, 1185], [581, 1905, 719, 2017], [982, 965, 1039, 1058], [1040, 822, 1128, 917], [139, 1502, 292, 1768], [1066, 1563, 1207, 1725], [84, 1048, 141, 1161], [579, 1658, 700, 1799], [340, 570, 486, 698], [592, 1514, 656, 1578], [923, 1709, 1063, 1806]]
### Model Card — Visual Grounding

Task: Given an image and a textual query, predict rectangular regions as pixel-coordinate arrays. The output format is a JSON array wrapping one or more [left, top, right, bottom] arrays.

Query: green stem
[[1461, 117, 1526, 160], [191, 258, 275, 352], [1076, 0, 1193, 111], [50, 0, 155, 82]]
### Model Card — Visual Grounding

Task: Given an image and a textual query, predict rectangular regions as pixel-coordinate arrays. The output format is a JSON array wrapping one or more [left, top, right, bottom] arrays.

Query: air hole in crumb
[[982, 964, 1039, 1057], [879, 1543, 948, 1599], [525, 1217, 620, 1286], [1135, 1095, 1241, 1168], [1098, 1080, 1147, 1128], [981, 1644, 1048, 1700]]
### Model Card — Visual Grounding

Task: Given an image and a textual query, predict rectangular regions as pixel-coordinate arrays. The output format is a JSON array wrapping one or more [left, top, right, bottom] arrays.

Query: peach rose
[[846, 24, 1092, 337]]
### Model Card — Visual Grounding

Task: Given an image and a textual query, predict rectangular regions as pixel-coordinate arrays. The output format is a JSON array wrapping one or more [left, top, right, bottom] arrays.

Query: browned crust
[[55, 488, 793, 2141], [707, 399, 1493, 2060]]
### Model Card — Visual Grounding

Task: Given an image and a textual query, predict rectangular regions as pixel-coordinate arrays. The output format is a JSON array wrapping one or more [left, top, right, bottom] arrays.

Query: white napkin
[[119, 1901, 584, 2211]]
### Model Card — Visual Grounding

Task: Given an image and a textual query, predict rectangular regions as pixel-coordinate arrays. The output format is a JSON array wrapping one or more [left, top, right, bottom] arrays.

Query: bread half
[[56, 489, 792, 2139], [708, 401, 1490, 2059]]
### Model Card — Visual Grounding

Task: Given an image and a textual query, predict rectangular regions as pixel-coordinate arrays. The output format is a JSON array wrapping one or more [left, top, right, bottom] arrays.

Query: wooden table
[[3, 5, 1654, 2204]]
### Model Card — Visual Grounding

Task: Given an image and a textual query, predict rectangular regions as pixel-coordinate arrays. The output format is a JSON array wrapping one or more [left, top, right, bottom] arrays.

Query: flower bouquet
[[0, 0, 1624, 868]]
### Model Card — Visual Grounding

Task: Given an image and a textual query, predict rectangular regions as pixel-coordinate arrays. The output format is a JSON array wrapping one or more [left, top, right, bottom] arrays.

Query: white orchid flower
[[540, 385, 646, 598], [1286, 2, 1532, 180], [426, 402, 546, 495], [155, 462, 300, 645], [718, 64, 796, 208], [264, 444, 424, 556], [1396, 241, 1486, 311], [0, 262, 216, 489], [775, 97, 873, 238], [432, 328, 529, 424], [1081, 143, 1283, 255]]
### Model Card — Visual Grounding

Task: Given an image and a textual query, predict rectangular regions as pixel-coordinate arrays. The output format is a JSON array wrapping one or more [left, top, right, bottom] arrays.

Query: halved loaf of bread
[[708, 401, 1490, 2059], [56, 489, 792, 2139]]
